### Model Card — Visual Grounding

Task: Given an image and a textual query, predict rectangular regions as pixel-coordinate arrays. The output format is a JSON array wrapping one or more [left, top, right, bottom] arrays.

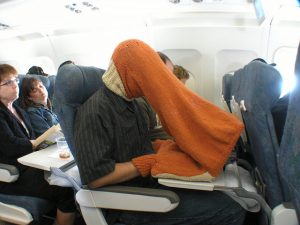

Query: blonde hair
[[173, 65, 190, 80]]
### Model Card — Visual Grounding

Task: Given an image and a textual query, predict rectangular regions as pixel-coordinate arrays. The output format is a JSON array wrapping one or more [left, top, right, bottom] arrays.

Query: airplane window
[[273, 47, 298, 97], [162, 49, 201, 96]]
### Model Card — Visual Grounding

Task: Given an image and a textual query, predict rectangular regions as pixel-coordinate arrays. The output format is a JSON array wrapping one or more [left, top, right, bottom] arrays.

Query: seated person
[[0, 64, 76, 225], [157, 51, 175, 72], [27, 66, 48, 76], [74, 40, 246, 225], [19, 77, 59, 137], [173, 65, 190, 85]]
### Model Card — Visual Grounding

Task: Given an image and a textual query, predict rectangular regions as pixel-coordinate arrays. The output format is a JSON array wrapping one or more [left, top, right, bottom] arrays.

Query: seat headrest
[[251, 58, 276, 67], [53, 64, 105, 158], [233, 60, 282, 110], [55, 64, 105, 105]]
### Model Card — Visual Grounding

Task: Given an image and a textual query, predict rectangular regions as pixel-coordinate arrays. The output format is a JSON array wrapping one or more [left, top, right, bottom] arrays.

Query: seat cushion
[[0, 193, 53, 221]]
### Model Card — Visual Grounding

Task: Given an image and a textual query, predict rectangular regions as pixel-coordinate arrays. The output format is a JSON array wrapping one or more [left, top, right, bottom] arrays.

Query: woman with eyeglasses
[[0, 64, 76, 225], [19, 77, 59, 137]]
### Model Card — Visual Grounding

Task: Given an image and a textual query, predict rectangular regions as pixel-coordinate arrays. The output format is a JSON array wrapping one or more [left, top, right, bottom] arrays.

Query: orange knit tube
[[112, 39, 243, 177]]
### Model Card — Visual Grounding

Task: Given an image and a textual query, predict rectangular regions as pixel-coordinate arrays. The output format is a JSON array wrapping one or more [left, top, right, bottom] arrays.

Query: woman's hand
[[30, 140, 37, 150]]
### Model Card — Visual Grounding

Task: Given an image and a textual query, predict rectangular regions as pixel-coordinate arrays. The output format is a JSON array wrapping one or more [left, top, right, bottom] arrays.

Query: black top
[[0, 102, 34, 172], [74, 86, 154, 184], [136, 97, 172, 141]]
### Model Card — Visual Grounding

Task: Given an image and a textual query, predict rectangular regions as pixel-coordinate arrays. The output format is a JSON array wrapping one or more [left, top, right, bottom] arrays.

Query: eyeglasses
[[0, 78, 19, 87]]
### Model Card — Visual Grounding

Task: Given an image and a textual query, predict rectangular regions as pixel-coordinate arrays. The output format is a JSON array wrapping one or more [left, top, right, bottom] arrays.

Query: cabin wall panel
[[151, 26, 269, 104], [268, 6, 300, 61], [48, 25, 150, 70], [267, 5, 300, 95], [215, 49, 257, 101], [0, 37, 57, 74]]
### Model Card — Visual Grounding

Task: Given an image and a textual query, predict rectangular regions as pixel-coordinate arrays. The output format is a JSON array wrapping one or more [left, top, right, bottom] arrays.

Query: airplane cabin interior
[[0, 0, 299, 225]]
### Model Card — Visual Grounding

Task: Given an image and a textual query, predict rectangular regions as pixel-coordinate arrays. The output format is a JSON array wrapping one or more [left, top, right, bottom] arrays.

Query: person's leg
[[54, 209, 75, 225], [1, 167, 77, 225], [118, 186, 246, 225]]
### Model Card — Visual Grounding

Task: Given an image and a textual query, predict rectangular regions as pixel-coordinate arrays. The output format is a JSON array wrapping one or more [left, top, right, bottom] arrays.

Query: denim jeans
[[114, 179, 246, 225], [27, 106, 59, 137]]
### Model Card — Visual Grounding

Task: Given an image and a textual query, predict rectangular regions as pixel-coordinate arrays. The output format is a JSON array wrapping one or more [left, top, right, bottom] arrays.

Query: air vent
[[65, 1, 100, 14], [169, 0, 204, 3], [17, 32, 45, 41], [0, 22, 9, 30], [0, 0, 14, 3]]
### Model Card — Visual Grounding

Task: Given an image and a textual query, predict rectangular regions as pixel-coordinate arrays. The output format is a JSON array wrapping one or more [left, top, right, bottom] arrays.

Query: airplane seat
[[279, 41, 300, 222], [270, 93, 290, 145], [0, 192, 52, 224], [0, 164, 53, 224], [233, 60, 285, 207], [230, 59, 298, 224], [221, 72, 252, 164], [53, 64, 179, 225], [221, 73, 234, 112], [0, 74, 57, 224], [53, 64, 105, 158]]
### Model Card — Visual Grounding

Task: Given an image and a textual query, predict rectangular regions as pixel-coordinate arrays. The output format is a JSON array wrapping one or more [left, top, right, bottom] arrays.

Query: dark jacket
[[0, 102, 35, 172], [136, 97, 172, 141]]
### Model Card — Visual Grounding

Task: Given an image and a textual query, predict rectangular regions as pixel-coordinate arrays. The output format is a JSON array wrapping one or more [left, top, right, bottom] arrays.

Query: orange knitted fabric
[[132, 154, 156, 177], [112, 39, 244, 177], [132, 140, 209, 179]]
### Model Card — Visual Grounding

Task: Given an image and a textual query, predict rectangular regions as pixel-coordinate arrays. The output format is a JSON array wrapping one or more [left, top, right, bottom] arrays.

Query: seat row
[[1, 42, 299, 224], [221, 55, 300, 224]]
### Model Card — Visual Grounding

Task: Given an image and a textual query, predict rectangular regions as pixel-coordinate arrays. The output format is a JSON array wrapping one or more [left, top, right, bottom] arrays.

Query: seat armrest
[[158, 163, 253, 191], [158, 163, 267, 213], [0, 201, 33, 225], [272, 203, 299, 225], [76, 186, 179, 212], [0, 163, 19, 183]]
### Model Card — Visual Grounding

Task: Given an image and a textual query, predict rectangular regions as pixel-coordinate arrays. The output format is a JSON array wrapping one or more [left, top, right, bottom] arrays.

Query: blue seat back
[[232, 60, 286, 208], [0, 193, 51, 221], [222, 73, 233, 112], [279, 42, 300, 220], [53, 64, 105, 159]]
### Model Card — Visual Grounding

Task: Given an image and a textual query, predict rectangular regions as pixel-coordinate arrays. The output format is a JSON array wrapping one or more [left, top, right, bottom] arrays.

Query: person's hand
[[30, 140, 37, 150], [132, 154, 156, 177], [132, 139, 211, 180]]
